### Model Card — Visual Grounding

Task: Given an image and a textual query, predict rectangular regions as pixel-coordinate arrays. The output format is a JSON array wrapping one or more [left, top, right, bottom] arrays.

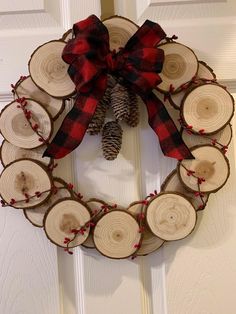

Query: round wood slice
[[158, 42, 198, 93], [44, 198, 91, 248], [15, 76, 65, 120], [146, 192, 197, 241], [0, 99, 52, 149], [93, 210, 141, 259], [82, 199, 107, 249], [181, 124, 232, 149], [61, 29, 73, 42], [24, 178, 72, 227], [169, 61, 216, 110], [29, 40, 75, 98], [103, 16, 138, 51], [0, 159, 52, 209], [128, 202, 164, 256], [161, 169, 209, 210], [0, 140, 51, 167], [181, 83, 234, 134], [178, 145, 230, 193], [197, 61, 216, 80]]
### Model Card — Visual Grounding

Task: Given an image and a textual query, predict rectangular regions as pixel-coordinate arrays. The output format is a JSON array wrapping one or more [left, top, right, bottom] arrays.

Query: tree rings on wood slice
[[15, 76, 65, 120], [103, 16, 138, 52], [0, 159, 52, 209], [181, 124, 232, 149], [158, 42, 198, 93], [82, 199, 107, 249], [178, 145, 230, 193], [169, 61, 216, 110], [161, 170, 208, 210], [146, 192, 197, 241], [29, 40, 75, 98], [128, 202, 164, 256], [44, 198, 91, 248], [24, 178, 72, 227], [93, 210, 141, 259], [181, 84, 234, 134], [0, 100, 52, 149], [0, 140, 51, 167]]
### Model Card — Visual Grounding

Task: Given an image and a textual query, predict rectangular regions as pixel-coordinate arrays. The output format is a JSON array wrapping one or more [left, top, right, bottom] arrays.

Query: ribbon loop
[[44, 15, 193, 160]]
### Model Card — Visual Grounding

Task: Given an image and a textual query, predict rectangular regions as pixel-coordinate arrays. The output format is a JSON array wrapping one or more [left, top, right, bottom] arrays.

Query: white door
[[0, 2, 101, 314], [1, 1, 236, 314]]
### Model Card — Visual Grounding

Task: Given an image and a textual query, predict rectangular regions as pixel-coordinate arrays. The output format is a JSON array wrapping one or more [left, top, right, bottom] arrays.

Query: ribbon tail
[[140, 92, 194, 160], [44, 76, 107, 159]]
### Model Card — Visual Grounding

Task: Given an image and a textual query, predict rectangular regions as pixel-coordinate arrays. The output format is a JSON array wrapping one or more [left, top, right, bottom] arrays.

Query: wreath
[[0, 15, 234, 259]]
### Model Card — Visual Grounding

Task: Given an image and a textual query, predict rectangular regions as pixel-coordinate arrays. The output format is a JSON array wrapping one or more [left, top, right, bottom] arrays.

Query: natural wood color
[[24, 178, 72, 228], [0, 99, 52, 149], [28, 40, 75, 99], [146, 192, 197, 241], [157, 42, 198, 93], [0, 140, 51, 168], [181, 83, 235, 134], [102, 16, 138, 51], [43, 198, 91, 248], [178, 145, 230, 193], [161, 169, 209, 210], [128, 202, 164, 255], [93, 209, 141, 259], [0, 158, 53, 209], [169, 61, 216, 109], [181, 124, 232, 149], [15, 76, 65, 120]]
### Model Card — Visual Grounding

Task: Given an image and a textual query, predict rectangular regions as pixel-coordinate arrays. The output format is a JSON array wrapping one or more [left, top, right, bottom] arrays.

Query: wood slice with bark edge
[[61, 29, 73, 42], [146, 192, 197, 241], [0, 140, 51, 168], [178, 145, 230, 193], [23, 178, 73, 228], [0, 158, 53, 209], [157, 42, 198, 93], [82, 198, 108, 249], [128, 202, 164, 256], [169, 60, 216, 110], [180, 83, 235, 135], [0, 99, 53, 149], [102, 15, 139, 52], [181, 124, 232, 149], [15, 76, 65, 120], [28, 40, 75, 99], [161, 169, 209, 210], [93, 209, 141, 259], [43, 198, 91, 248]]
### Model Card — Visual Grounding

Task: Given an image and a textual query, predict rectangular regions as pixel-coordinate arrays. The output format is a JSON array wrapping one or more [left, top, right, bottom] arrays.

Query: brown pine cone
[[125, 90, 139, 127], [110, 83, 130, 121], [87, 99, 108, 135], [102, 121, 123, 160]]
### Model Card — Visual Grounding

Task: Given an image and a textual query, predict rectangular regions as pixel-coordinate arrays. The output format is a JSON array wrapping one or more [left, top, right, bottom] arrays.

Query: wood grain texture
[[0, 99, 60, 314]]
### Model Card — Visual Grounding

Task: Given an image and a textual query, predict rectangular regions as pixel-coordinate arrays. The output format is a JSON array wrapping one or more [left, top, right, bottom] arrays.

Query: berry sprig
[[64, 202, 117, 254]]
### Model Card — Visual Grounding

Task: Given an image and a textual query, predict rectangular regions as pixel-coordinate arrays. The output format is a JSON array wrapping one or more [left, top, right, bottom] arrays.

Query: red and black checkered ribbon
[[44, 15, 193, 160]]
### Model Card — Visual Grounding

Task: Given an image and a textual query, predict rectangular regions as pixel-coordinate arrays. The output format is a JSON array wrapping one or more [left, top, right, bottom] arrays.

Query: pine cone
[[110, 83, 129, 121], [87, 99, 108, 135], [102, 121, 123, 160], [87, 75, 117, 135], [125, 90, 139, 127]]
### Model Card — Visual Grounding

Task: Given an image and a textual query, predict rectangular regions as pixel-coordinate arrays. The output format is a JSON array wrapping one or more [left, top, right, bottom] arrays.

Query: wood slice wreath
[[0, 15, 234, 259]]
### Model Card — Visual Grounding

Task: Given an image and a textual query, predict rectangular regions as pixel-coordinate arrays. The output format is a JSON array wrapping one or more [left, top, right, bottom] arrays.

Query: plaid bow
[[44, 15, 193, 160]]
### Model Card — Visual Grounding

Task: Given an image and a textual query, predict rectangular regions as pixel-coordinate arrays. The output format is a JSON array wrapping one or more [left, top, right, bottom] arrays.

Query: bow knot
[[44, 15, 193, 161]]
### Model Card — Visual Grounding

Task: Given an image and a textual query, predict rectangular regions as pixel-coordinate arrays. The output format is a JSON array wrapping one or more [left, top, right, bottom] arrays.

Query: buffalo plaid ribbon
[[44, 15, 193, 160]]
